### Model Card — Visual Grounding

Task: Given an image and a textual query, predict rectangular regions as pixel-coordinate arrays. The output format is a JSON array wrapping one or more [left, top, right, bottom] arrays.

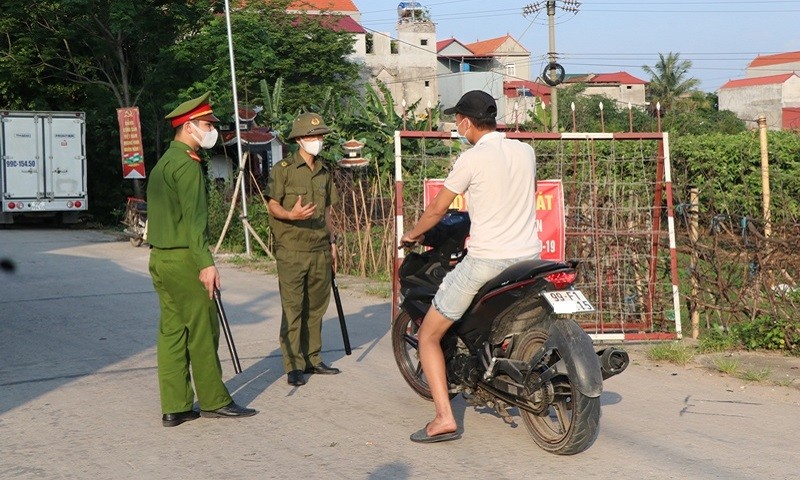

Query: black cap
[[443, 90, 497, 120]]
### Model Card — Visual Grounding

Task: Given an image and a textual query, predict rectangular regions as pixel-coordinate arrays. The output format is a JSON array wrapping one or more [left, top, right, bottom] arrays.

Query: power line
[[354, 2, 795, 93]]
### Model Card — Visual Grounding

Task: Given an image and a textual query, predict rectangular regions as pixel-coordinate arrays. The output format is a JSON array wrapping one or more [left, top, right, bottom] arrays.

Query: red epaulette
[[187, 150, 202, 162]]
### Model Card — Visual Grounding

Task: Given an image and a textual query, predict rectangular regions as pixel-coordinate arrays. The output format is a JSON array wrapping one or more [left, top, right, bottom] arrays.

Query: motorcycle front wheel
[[511, 320, 601, 455], [391, 309, 433, 400]]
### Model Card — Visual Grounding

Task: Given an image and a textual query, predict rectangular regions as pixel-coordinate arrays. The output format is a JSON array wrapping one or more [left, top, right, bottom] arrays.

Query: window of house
[[425, 81, 430, 87], [626, 85, 632, 90], [421, 39, 428, 46], [505, 64, 516, 77], [391, 40, 399, 54], [366, 34, 374, 54]]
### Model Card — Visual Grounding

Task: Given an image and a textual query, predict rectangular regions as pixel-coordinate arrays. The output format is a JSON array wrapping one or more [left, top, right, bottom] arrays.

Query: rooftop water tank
[[398, 2, 425, 19]]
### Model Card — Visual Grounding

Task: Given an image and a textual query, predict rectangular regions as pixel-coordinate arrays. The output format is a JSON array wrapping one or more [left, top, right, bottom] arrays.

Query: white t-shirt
[[444, 131, 542, 259]]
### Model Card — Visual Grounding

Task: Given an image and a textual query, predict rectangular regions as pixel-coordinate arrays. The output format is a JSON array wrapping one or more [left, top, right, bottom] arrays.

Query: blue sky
[[354, 0, 800, 92]]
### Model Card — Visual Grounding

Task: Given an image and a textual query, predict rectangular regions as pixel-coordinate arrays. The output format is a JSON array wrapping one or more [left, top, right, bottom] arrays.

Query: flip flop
[[409, 425, 462, 443]]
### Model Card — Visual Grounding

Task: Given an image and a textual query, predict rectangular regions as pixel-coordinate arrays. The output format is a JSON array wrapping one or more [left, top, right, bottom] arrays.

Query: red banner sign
[[423, 179, 565, 261], [117, 107, 146, 179]]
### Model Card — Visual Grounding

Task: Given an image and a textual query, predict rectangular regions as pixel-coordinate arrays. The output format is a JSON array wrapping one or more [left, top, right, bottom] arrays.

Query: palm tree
[[642, 52, 700, 113]]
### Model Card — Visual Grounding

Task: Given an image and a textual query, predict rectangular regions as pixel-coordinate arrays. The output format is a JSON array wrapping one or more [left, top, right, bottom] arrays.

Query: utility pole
[[523, 0, 580, 132], [757, 115, 772, 239], [546, 0, 558, 131]]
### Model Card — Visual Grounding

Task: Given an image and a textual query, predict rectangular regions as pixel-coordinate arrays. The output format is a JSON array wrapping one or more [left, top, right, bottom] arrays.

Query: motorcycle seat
[[474, 259, 567, 299]]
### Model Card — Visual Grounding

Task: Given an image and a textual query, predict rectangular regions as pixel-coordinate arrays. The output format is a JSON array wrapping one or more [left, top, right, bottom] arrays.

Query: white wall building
[[718, 51, 800, 130], [289, 0, 439, 116], [718, 73, 800, 130], [744, 51, 800, 78]]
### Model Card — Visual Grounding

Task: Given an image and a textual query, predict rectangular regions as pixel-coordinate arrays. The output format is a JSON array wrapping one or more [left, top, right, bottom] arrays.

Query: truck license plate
[[543, 290, 595, 314], [29, 201, 46, 211]]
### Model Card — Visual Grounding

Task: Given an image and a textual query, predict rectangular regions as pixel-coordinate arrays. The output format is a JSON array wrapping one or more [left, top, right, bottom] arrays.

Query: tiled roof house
[[563, 72, 648, 107], [719, 51, 800, 129]]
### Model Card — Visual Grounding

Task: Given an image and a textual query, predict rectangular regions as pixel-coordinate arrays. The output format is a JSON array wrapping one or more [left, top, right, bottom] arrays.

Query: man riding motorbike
[[400, 90, 542, 443]]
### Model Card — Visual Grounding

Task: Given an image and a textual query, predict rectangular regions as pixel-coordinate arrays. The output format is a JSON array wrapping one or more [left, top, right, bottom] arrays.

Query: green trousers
[[149, 248, 232, 414], [276, 248, 332, 373]]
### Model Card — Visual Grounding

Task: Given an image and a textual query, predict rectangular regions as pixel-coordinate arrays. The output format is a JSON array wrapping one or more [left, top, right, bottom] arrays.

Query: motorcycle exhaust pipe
[[596, 347, 630, 380]]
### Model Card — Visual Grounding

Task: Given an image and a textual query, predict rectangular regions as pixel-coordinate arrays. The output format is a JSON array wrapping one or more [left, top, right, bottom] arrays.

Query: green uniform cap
[[165, 92, 220, 127], [287, 112, 331, 139]]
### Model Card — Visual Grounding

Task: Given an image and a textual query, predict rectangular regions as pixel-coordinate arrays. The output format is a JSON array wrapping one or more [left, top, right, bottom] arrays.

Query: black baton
[[213, 288, 242, 374], [331, 270, 352, 355]]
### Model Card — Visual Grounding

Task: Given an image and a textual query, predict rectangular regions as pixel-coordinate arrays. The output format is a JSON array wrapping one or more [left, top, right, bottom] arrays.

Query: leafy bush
[[731, 316, 800, 355], [698, 328, 741, 353]]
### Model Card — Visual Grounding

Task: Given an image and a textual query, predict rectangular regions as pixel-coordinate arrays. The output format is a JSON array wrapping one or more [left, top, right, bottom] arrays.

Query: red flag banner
[[117, 107, 146, 179], [423, 179, 565, 261]]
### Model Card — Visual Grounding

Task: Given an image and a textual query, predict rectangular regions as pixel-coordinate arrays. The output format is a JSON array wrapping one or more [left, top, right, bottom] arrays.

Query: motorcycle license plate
[[543, 290, 595, 314]]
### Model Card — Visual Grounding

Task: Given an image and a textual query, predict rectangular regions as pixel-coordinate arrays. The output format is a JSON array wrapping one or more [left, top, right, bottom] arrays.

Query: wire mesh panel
[[394, 131, 680, 340]]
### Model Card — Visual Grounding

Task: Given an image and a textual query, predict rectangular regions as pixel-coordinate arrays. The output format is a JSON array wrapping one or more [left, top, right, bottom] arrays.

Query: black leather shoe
[[200, 401, 258, 418], [304, 362, 341, 375], [162, 410, 200, 427], [287, 369, 306, 386]]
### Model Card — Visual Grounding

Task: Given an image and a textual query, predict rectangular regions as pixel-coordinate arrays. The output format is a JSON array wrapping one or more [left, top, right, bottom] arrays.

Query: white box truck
[[0, 111, 88, 224]]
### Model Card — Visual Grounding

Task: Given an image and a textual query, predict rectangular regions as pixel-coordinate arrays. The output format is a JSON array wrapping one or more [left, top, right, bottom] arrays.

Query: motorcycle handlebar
[[398, 240, 418, 250]]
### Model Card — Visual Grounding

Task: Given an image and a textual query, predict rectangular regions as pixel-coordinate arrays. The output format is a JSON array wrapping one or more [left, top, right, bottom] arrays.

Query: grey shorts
[[432, 253, 538, 321]]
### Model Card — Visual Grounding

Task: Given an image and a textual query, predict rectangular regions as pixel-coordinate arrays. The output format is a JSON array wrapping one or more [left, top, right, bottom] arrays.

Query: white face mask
[[457, 118, 472, 146], [190, 122, 219, 149], [300, 138, 323, 156]]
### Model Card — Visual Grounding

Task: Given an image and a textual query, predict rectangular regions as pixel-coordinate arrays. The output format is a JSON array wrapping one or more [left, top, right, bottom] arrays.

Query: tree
[[662, 91, 745, 135], [0, 0, 213, 109], [167, 3, 362, 119], [0, 0, 364, 223], [0, 0, 216, 209], [642, 52, 700, 113]]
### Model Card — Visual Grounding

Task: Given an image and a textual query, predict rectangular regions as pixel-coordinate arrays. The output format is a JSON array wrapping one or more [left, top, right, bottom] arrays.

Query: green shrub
[[698, 328, 741, 353], [731, 316, 800, 355]]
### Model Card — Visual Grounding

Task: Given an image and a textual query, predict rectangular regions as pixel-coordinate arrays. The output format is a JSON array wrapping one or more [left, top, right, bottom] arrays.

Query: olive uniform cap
[[165, 92, 221, 128], [287, 112, 331, 139]]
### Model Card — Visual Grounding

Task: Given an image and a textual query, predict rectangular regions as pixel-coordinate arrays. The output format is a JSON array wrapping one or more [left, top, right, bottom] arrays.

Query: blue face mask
[[457, 118, 472, 146]]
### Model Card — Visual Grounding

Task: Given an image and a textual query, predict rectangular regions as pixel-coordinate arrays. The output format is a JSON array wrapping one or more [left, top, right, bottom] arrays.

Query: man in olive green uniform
[[148, 92, 257, 427], [265, 112, 341, 387]]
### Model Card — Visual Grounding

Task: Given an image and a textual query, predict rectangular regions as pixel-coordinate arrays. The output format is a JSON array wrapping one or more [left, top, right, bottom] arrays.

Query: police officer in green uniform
[[265, 112, 341, 387], [148, 92, 257, 426]]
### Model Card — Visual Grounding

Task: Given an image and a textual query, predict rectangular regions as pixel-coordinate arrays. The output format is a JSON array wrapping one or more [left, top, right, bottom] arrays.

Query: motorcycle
[[122, 197, 148, 247], [392, 210, 629, 455]]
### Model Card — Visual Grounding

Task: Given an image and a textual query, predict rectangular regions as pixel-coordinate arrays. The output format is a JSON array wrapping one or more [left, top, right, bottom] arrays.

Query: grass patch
[[646, 342, 695, 366], [220, 254, 277, 274], [698, 329, 740, 353], [712, 357, 740, 375], [365, 285, 392, 299], [737, 368, 772, 382]]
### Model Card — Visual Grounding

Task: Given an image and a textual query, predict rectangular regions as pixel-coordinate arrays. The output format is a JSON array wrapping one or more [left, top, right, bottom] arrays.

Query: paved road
[[1, 229, 799, 480]]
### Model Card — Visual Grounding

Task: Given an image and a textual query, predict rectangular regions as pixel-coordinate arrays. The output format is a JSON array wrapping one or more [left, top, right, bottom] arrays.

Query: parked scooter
[[122, 197, 148, 247], [392, 210, 629, 454]]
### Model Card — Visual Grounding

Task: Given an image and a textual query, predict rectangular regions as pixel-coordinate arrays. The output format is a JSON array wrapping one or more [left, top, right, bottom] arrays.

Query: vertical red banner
[[423, 179, 565, 261], [116, 107, 146, 179], [533, 180, 565, 261]]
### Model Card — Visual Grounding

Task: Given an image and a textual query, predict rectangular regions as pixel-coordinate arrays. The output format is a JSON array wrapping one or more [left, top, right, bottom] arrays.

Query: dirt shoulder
[[622, 342, 800, 392]]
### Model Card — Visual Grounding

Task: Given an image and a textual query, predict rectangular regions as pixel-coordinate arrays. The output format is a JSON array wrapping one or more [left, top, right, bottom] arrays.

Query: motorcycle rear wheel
[[511, 321, 601, 455], [391, 309, 433, 400]]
